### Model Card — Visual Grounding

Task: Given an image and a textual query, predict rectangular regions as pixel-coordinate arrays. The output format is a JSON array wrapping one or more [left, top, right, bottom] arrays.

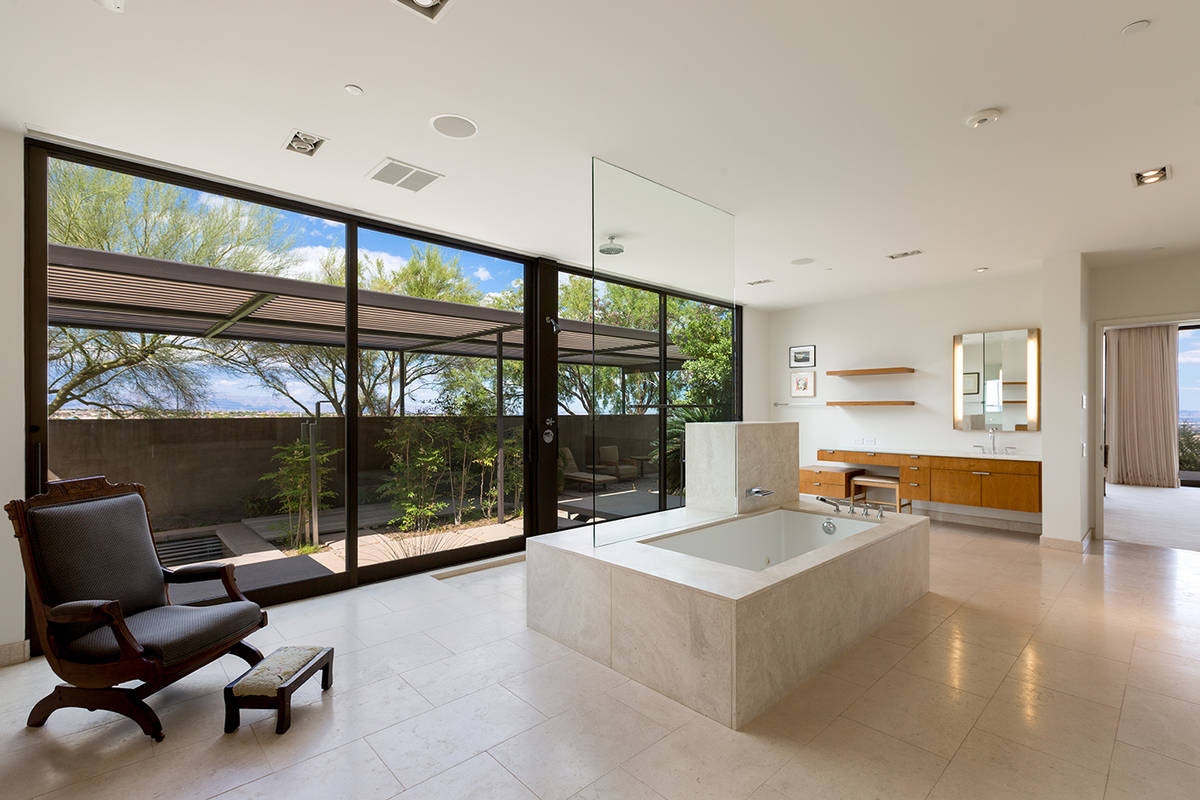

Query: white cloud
[[1180, 348, 1200, 364], [473, 267, 493, 282], [361, 248, 408, 272], [282, 246, 408, 281], [511, 279, 522, 288]]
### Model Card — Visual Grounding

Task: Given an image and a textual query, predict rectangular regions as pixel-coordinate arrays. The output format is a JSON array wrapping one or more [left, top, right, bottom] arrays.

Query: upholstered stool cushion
[[232, 646, 326, 697]]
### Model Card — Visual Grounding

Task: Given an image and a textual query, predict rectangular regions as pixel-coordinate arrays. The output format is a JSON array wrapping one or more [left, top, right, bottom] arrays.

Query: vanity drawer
[[799, 466, 863, 498], [900, 465, 930, 483], [900, 478, 931, 501], [899, 454, 931, 467], [830, 450, 903, 467], [928, 456, 1040, 476]]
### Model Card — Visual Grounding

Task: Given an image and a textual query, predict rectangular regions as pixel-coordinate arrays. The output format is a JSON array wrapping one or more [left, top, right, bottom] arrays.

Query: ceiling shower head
[[599, 235, 625, 256]]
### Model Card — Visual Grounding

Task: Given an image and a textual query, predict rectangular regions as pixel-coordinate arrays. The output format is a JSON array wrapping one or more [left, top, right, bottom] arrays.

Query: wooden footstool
[[224, 646, 333, 734]]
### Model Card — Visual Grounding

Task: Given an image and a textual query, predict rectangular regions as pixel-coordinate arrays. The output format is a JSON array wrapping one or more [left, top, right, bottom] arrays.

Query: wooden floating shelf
[[825, 367, 915, 377], [826, 401, 916, 407]]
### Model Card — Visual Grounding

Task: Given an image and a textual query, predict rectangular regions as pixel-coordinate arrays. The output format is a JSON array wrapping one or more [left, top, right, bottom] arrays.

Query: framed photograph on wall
[[963, 371, 981, 395], [789, 345, 816, 368], [790, 370, 816, 398]]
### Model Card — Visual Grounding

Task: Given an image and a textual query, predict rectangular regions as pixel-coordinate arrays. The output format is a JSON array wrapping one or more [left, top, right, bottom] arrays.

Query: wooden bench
[[850, 474, 912, 514], [224, 645, 333, 734]]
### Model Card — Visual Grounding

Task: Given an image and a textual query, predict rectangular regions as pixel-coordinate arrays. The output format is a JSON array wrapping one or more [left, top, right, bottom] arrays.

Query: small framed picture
[[789, 345, 816, 368], [790, 371, 816, 398], [963, 372, 980, 395]]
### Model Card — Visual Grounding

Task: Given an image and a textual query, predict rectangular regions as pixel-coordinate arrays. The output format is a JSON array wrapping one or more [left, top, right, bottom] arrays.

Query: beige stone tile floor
[[6, 522, 1200, 798]]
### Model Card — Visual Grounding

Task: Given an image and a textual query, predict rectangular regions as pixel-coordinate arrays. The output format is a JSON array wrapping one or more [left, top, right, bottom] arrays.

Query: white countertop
[[822, 446, 1041, 462]]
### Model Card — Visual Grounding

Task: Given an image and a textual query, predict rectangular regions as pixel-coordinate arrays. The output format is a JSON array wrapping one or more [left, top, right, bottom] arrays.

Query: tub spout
[[816, 496, 842, 513], [745, 487, 775, 498]]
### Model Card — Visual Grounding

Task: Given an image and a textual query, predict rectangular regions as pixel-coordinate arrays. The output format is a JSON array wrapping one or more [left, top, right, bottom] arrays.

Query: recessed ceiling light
[[746, 279, 773, 286], [790, 258, 815, 266], [344, 83, 364, 96], [1133, 166, 1171, 186], [394, 0, 450, 20], [431, 114, 478, 139], [975, 267, 990, 273], [965, 108, 1002, 129], [886, 249, 924, 260], [1121, 19, 1151, 36]]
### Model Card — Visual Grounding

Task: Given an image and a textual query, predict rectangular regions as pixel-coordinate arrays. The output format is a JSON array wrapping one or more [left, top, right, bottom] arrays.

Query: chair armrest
[[45, 600, 144, 660], [163, 563, 250, 603], [46, 599, 121, 624]]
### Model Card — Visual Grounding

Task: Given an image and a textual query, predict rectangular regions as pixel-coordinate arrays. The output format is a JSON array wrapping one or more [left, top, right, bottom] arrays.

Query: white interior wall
[[1037, 253, 1092, 548], [765, 272, 1043, 527], [0, 128, 27, 657]]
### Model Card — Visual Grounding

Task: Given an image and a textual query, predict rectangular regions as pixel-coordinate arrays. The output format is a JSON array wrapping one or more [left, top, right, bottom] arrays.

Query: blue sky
[[57, 187, 524, 415], [1181, 328, 1200, 415]]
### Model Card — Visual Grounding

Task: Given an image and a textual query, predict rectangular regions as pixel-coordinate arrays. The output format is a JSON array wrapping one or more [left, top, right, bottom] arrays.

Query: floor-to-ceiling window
[[25, 141, 742, 604], [554, 268, 738, 528], [353, 227, 527, 578]]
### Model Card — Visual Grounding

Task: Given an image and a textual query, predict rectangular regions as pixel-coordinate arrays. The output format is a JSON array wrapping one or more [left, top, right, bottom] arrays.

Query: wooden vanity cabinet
[[819, 449, 1042, 512], [798, 465, 865, 499]]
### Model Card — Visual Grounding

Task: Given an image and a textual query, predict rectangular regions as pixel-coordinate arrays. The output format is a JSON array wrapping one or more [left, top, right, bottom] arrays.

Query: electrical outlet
[[864, 437, 877, 447], [853, 437, 864, 445]]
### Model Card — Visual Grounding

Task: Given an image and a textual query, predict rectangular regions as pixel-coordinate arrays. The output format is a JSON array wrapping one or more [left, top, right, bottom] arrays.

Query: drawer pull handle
[[909, 455, 920, 459], [972, 471, 991, 476], [909, 482, 919, 487], [909, 466, 920, 470], [866, 452, 876, 456], [812, 482, 821, 486]]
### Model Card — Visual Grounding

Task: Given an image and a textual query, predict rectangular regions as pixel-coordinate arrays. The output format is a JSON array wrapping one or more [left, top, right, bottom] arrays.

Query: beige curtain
[[1106, 324, 1179, 487]]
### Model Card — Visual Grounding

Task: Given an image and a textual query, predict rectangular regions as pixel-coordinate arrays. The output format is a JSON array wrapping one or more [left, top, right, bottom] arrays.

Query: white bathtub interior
[[642, 509, 878, 571]]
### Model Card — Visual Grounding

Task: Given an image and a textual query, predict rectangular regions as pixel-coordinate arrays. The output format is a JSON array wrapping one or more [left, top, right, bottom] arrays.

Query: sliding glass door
[[24, 142, 743, 605], [353, 227, 527, 576]]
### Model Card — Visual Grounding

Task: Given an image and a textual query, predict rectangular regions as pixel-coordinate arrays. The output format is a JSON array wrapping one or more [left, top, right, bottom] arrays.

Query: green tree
[[47, 160, 300, 416], [259, 437, 341, 549], [216, 244, 486, 416], [1181, 423, 1200, 473]]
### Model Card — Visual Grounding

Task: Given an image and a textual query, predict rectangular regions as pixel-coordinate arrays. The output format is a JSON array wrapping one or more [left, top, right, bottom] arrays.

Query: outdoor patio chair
[[4, 476, 267, 741], [559, 447, 616, 490], [590, 445, 638, 481]]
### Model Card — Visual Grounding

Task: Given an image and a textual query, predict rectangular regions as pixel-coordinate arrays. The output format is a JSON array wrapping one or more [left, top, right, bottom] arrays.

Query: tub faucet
[[746, 487, 775, 498], [816, 496, 841, 513], [862, 502, 886, 520]]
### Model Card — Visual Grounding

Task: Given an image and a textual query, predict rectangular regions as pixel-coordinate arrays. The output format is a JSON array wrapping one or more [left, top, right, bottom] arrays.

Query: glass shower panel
[[590, 159, 735, 547]]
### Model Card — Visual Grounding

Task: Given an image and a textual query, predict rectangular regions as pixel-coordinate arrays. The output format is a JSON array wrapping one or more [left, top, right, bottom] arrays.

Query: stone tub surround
[[527, 496, 929, 728], [685, 421, 801, 515]]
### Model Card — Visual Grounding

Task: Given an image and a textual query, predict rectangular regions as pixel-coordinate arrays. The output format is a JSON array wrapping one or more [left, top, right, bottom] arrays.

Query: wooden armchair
[[4, 476, 268, 741]]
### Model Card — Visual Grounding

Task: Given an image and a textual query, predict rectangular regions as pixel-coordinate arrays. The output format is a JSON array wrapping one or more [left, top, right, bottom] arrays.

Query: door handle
[[971, 471, 991, 476]]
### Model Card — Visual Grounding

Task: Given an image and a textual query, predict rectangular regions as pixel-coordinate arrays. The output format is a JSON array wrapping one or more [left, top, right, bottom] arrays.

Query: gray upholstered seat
[[27, 490, 263, 665], [63, 601, 264, 665]]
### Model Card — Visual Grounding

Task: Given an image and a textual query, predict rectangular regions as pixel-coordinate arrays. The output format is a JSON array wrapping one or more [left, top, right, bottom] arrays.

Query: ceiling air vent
[[886, 249, 924, 260], [393, 0, 453, 21], [368, 158, 444, 192], [285, 130, 325, 157]]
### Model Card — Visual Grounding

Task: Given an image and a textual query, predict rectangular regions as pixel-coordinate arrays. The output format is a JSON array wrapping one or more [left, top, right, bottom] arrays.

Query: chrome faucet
[[987, 427, 998, 454], [746, 487, 775, 498], [862, 501, 886, 520], [816, 496, 841, 513]]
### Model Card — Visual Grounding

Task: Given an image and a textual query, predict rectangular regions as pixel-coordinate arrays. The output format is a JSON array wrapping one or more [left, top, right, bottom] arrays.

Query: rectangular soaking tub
[[527, 500, 929, 728]]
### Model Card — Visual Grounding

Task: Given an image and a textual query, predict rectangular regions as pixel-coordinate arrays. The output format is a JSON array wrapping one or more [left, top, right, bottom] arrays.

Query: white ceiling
[[2, 0, 1198, 309]]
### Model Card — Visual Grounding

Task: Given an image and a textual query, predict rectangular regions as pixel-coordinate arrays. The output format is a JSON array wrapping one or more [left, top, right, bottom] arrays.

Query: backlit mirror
[[953, 328, 1040, 431]]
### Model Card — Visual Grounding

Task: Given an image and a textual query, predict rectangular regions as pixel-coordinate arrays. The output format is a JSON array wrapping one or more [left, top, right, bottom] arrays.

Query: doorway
[[1100, 322, 1200, 550]]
